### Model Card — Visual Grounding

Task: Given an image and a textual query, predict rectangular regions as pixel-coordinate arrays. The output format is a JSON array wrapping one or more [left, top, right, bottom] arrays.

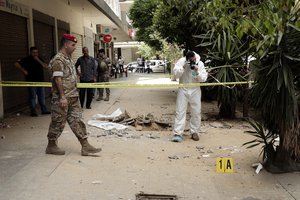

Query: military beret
[[63, 34, 77, 43]]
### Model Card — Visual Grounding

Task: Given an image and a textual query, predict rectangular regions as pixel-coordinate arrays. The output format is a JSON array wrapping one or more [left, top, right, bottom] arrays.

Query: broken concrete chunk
[[207, 149, 214, 153], [196, 145, 205, 150], [168, 155, 179, 160]]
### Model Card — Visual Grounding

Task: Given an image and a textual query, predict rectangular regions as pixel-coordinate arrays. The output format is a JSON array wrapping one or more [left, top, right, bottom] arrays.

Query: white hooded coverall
[[173, 52, 208, 136]]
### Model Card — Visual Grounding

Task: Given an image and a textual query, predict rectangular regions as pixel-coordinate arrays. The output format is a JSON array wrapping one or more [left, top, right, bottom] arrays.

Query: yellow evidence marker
[[216, 158, 234, 173]]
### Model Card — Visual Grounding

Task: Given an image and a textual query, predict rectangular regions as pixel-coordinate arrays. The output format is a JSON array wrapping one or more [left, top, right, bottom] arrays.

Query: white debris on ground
[[87, 120, 128, 131], [91, 108, 123, 121]]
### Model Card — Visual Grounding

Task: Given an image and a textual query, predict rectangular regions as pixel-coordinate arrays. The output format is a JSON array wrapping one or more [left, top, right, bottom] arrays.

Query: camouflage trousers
[[97, 75, 110, 97], [47, 96, 88, 141]]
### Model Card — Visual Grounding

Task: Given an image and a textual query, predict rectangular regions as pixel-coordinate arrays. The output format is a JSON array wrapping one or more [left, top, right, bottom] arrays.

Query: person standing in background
[[118, 56, 124, 74], [15, 46, 51, 117], [75, 47, 97, 109], [96, 48, 111, 101]]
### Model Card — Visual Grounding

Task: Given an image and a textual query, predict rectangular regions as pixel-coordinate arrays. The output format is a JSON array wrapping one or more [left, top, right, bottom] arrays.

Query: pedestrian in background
[[75, 47, 97, 109], [15, 46, 51, 117], [46, 34, 101, 156], [137, 56, 145, 73], [118, 56, 124, 74], [96, 48, 111, 101], [172, 51, 208, 142]]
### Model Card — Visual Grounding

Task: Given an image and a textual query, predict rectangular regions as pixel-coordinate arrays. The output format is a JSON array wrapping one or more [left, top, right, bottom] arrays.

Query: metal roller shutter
[[57, 19, 70, 47], [33, 20, 56, 109], [57, 28, 68, 43], [33, 20, 54, 103], [33, 20, 55, 65], [0, 11, 28, 114], [71, 33, 83, 62]]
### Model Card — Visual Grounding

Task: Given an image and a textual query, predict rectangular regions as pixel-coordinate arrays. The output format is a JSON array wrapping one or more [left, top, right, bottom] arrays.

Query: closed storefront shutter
[[71, 33, 83, 63], [0, 11, 28, 113], [33, 20, 55, 65], [57, 19, 70, 47], [57, 28, 68, 43], [33, 10, 55, 84]]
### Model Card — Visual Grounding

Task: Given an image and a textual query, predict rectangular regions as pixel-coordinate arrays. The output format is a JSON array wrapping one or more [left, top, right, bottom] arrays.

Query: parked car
[[125, 62, 138, 72], [145, 60, 166, 73]]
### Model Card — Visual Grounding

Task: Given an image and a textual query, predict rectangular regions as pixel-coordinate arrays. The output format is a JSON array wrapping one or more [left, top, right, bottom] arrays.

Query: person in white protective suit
[[172, 51, 208, 142]]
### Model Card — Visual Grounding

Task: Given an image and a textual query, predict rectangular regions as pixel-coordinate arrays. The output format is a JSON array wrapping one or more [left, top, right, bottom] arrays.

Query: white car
[[145, 60, 166, 73], [125, 62, 138, 72]]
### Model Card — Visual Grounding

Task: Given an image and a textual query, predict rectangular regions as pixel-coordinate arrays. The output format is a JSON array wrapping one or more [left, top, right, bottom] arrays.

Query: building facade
[[0, 0, 132, 117]]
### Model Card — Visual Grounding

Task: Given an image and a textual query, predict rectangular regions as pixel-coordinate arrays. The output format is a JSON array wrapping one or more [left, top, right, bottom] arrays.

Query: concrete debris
[[154, 117, 172, 127], [128, 135, 142, 139], [168, 155, 179, 160], [91, 108, 173, 132], [0, 121, 10, 129], [92, 108, 123, 121], [230, 148, 242, 154], [147, 133, 160, 139], [135, 125, 143, 131], [92, 180, 103, 184], [117, 132, 123, 137], [207, 149, 214, 153], [196, 145, 205, 150], [120, 118, 135, 125], [209, 122, 233, 129], [199, 129, 207, 134], [221, 146, 242, 154]]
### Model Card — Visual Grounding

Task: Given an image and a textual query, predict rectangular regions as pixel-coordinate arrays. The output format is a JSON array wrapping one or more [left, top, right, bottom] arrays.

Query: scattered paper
[[88, 120, 128, 131], [255, 163, 263, 174]]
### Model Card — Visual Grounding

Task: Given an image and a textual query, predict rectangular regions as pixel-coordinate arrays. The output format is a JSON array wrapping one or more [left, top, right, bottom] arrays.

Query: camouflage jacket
[[49, 52, 79, 98]]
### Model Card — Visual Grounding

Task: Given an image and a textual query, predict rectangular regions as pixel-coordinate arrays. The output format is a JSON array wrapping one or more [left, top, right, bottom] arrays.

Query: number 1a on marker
[[216, 158, 233, 173]]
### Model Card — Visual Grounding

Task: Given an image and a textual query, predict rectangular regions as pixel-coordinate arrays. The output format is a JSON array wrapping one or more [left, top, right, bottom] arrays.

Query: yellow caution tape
[[0, 80, 254, 88]]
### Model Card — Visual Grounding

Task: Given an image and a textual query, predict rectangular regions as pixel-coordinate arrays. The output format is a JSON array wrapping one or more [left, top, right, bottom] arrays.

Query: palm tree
[[198, 31, 249, 118], [250, 0, 300, 172]]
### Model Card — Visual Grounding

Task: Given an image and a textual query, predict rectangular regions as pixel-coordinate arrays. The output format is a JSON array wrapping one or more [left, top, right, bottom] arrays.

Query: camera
[[189, 61, 196, 70]]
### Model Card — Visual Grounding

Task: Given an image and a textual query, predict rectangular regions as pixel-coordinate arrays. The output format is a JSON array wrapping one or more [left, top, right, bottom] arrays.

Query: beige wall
[[14, 0, 96, 35]]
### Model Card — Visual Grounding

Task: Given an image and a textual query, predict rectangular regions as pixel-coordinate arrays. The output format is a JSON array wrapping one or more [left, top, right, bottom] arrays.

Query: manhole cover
[[136, 193, 178, 200]]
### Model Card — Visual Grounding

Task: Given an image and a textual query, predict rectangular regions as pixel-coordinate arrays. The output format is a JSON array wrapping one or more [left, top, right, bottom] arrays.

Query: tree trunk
[[219, 103, 236, 118], [265, 133, 300, 173], [243, 85, 249, 118]]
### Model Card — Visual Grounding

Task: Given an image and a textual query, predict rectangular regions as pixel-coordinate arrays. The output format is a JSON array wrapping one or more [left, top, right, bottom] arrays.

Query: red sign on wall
[[103, 34, 112, 43]]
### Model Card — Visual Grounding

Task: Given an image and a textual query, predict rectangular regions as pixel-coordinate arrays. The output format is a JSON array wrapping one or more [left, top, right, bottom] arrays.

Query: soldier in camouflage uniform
[[96, 48, 111, 101], [46, 34, 101, 156]]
